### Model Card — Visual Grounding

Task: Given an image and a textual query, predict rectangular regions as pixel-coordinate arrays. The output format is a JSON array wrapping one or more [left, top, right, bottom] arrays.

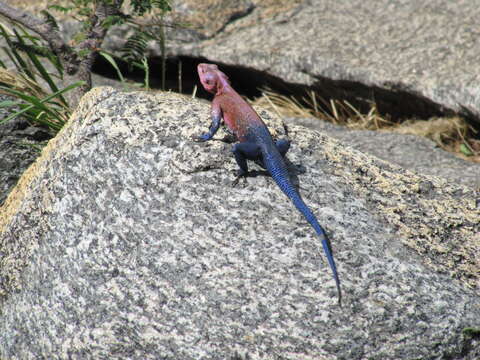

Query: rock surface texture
[[285, 118, 480, 189], [0, 87, 479, 359], [0, 114, 48, 206], [164, 0, 480, 122]]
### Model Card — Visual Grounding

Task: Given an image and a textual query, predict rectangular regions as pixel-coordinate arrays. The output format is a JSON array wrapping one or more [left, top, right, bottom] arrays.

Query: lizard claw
[[232, 177, 244, 187], [221, 134, 237, 143], [232, 170, 247, 187], [192, 134, 209, 142]]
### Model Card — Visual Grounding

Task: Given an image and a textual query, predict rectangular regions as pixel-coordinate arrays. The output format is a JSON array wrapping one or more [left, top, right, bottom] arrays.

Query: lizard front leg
[[193, 104, 222, 142]]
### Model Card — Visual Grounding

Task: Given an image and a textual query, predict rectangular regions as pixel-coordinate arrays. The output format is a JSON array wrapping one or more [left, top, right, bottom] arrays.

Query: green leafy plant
[[0, 0, 172, 132], [459, 143, 474, 157], [119, 30, 153, 89], [462, 327, 480, 338], [0, 22, 84, 131], [118, 10, 172, 90]]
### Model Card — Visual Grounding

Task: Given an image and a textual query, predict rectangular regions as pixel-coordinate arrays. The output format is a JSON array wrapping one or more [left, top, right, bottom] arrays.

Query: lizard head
[[197, 63, 230, 94]]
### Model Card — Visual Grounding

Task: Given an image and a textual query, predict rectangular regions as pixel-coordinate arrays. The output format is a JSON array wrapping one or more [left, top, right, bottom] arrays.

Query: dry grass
[[0, 67, 70, 127], [390, 117, 479, 161], [0, 68, 47, 99], [253, 88, 393, 129], [390, 116, 468, 145], [253, 88, 479, 162]]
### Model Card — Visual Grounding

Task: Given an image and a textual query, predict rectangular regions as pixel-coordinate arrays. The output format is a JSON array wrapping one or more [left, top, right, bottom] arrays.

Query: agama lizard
[[194, 63, 342, 305]]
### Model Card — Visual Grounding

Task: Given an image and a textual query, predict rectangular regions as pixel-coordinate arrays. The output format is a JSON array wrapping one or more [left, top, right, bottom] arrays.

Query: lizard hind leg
[[231, 142, 261, 184], [276, 138, 291, 157], [253, 138, 290, 170]]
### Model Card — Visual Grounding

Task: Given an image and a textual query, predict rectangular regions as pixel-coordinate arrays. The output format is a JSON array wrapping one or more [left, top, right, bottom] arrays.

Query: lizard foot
[[232, 170, 248, 187], [221, 134, 237, 143], [192, 134, 209, 142]]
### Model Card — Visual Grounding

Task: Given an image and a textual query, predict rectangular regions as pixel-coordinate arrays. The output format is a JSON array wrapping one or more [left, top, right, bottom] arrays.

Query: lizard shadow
[[239, 156, 307, 193], [217, 135, 307, 192]]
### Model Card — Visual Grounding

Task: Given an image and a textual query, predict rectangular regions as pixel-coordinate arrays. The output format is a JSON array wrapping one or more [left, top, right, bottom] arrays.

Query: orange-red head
[[197, 63, 230, 94]]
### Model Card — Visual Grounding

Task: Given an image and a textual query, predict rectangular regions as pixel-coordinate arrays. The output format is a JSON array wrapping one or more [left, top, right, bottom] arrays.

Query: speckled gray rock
[[166, 0, 480, 121], [0, 87, 479, 359], [285, 117, 480, 189], [0, 98, 51, 206], [0, 74, 141, 208]]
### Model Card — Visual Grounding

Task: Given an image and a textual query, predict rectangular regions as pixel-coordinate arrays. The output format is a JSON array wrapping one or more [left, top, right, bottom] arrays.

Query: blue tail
[[265, 152, 342, 305]]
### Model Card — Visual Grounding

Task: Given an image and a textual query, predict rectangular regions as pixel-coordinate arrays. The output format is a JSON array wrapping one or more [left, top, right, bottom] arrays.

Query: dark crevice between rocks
[[92, 55, 480, 132], [215, 4, 256, 36]]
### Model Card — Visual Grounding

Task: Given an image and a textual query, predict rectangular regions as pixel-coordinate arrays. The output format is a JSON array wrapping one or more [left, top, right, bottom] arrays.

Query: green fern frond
[[102, 14, 131, 28], [47, 5, 74, 13], [152, 0, 172, 11], [131, 0, 171, 15], [121, 30, 154, 67], [41, 10, 60, 30], [11, 42, 52, 58]]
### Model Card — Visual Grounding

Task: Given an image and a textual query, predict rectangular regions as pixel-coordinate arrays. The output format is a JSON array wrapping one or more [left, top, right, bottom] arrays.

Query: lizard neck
[[215, 72, 232, 96], [216, 82, 232, 96]]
